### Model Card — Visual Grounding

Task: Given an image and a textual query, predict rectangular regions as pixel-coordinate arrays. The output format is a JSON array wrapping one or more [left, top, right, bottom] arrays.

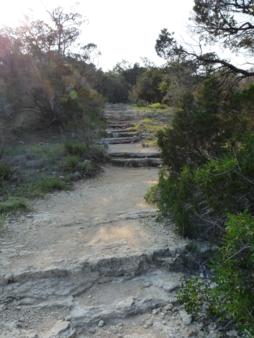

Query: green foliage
[[97, 62, 145, 103], [0, 138, 104, 217], [63, 155, 80, 172], [98, 72, 130, 103], [24, 177, 69, 197], [211, 213, 254, 334], [4, 143, 65, 160], [194, 151, 254, 216], [154, 168, 198, 237], [131, 67, 165, 103], [148, 102, 166, 110], [154, 2, 254, 334], [0, 197, 28, 215], [155, 138, 254, 238], [64, 141, 88, 157], [0, 161, 12, 182], [156, 77, 254, 238], [156, 75, 254, 334], [144, 184, 159, 204], [178, 277, 210, 317], [157, 77, 232, 173], [78, 160, 97, 176], [179, 213, 254, 335], [0, 9, 104, 146]]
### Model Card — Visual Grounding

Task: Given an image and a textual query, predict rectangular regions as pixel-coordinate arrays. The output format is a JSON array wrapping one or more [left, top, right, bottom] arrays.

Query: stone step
[[0, 244, 186, 306], [110, 158, 162, 167], [107, 123, 134, 129], [70, 270, 182, 334], [106, 131, 139, 138], [109, 151, 160, 159], [106, 128, 133, 134], [101, 136, 140, 144]]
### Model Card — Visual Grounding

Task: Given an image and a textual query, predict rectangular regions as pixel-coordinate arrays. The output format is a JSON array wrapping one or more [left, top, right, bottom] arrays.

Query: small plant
[[148, 102, 166, 110], [0, 161, 12, 182], [179, 213, 254, 335], [63, 155, 80, 172], [36, 177, 69, 194], [0, 197, 28, 215], [210, 212, 254, 334], [24, 177, 69, 196], [78, 160, 96, 175], [87, 145, 107, 162], [178, 277, 210, 317], [64, 141, 88, 157], [145, 184, 159, 204]]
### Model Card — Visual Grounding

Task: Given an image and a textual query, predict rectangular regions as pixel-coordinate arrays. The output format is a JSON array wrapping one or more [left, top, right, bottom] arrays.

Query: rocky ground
[[0, 104, 221, 338]]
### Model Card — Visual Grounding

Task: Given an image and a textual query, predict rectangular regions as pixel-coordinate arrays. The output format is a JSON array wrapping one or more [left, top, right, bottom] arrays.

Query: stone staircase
[[103, 105, 162, 168]]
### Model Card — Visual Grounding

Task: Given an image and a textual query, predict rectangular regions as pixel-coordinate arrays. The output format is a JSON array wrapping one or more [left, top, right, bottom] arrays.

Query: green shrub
[[179, 213, 254, 335], [64, 141, 88, 157], [85, 144, 107, 162], [148, 102, 166, 109], [36, 177, 69, 194], [194, 154, 254, 216], [155, 133, 254, 239], [0, 197, 28, 214], [63, 155, 80, 172], [178, 277, 210, 317], [78, 160, 96, 175], [25, 177, 69, 196], [154, 168, 199, 237], [144, 184, 159, 204], [0, 161, 12, 182], [211, 212, 254, 334]]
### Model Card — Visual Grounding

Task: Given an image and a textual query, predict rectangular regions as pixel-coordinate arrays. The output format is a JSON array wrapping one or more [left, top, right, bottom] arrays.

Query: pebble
[[226, 330, 238, 337], [152, 308, 160, 315], [165, 303, 173, 312], [179, 310, 192, 326], [143, 281, 152, 288], [144, 319, 153, 329], [98, 320, 105, 328], [88, 327, 96, 334]]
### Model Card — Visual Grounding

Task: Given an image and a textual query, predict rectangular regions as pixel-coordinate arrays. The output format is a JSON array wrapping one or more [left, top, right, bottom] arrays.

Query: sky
[[0, 0, 195, 69]]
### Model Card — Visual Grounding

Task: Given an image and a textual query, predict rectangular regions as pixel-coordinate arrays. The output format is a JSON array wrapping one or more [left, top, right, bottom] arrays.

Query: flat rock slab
[[108, 143, 160, 154], [71, 270, 182, 330], [106, 131, 139, 138], [101, 136, 140, 144], [110, 151, 160, 159], [0, 167, 183, 277], [111, 158, 161, 167]]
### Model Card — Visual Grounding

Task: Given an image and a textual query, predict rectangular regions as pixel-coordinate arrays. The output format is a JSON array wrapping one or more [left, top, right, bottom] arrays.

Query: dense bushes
[[150, 74, 254, 333], [131, 67, 166, 103], [178, 213, 254, 335], [212, 212, 254, 334], [0, 161, 12, 183], [154, 77, 254, 232], [0, 9, 105, 146], [155, 136, 254, 238]]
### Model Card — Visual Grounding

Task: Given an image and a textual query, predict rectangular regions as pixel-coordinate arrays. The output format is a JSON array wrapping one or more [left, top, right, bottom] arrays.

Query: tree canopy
[[156, 0, 254, 78]]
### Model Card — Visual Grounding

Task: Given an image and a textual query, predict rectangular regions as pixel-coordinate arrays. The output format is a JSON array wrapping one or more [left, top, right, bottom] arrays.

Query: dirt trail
[[0, 104, 206, 338]]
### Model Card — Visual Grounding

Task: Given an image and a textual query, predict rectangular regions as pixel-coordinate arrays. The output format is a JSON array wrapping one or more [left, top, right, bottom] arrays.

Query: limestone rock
[[179, 310, 192, 326], [98, 320, 105, 328]]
